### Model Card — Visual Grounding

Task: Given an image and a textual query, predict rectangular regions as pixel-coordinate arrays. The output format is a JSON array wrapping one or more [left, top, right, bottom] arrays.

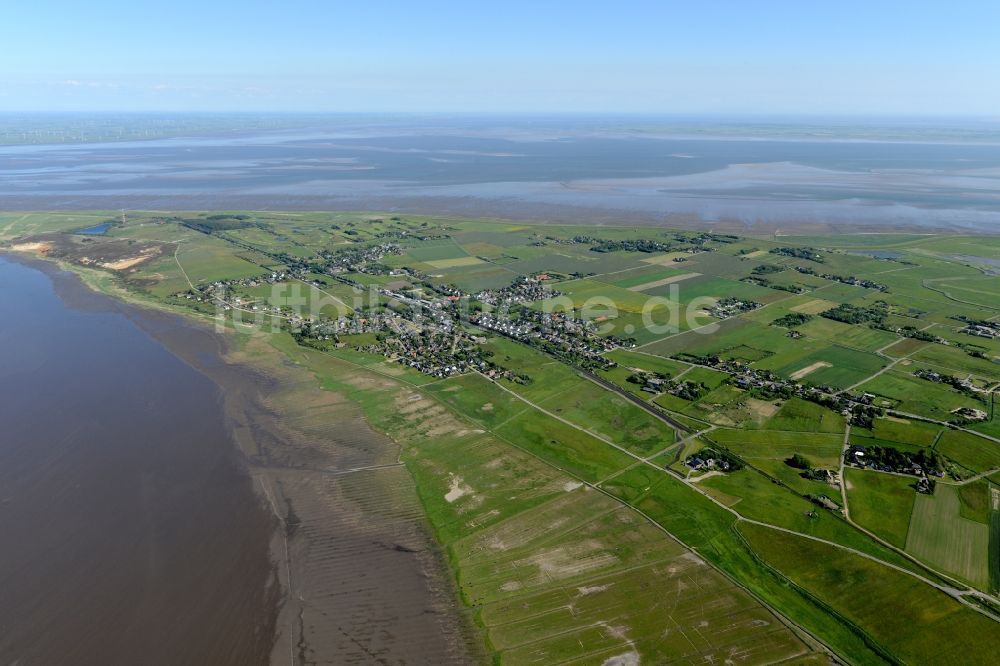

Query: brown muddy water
[[0, 255, 479, 665]]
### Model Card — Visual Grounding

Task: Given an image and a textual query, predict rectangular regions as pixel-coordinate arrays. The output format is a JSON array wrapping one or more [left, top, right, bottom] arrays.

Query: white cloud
[[58, 79, 120, 89]]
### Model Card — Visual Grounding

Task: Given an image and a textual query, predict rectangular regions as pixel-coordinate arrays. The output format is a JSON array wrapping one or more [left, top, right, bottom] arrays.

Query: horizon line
[[2, 110, 1000, 121]]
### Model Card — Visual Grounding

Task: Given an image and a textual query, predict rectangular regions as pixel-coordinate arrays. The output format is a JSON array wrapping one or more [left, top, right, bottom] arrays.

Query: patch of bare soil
[[602, 651, 640, 666], [790, 361, 831, 381], [525, 540, 619, 582], [8, 241, 53, 253], [746, 398, 781, 419], [790, 298, 838, 315], [445, 474, 474, 503], [689, 470, 726, 483], [14, 233, 167, 273], [98, 246, 161, 270], [627, 272, 701, 291]]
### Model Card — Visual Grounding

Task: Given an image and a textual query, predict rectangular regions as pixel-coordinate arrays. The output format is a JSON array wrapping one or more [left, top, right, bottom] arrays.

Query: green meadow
[[6, 209, 1000, 663]]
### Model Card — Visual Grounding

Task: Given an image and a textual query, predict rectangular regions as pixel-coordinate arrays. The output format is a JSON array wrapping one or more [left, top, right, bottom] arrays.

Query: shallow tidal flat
[[0, 256, 478, 665], [5, 126, 1000, 232], [205, 336, 483, 665]]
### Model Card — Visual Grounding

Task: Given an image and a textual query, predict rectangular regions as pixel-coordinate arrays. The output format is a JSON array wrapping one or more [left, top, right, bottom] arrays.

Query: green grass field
[[601, 265, 689, 289], [710, 429, 844, 468], [905, 484, 991, 589], [957, 481, 993, 523], [764, 397, 846, 433], [845, 469, 916, 548], [405, 239, 470, 262], [860, 370, 981, 419], [871, 417, 942, 447], [740, 523, 1000, 665], [775, 345, 886, 389], [795, 317, 899, 352], [936, 429, 1000, 474]]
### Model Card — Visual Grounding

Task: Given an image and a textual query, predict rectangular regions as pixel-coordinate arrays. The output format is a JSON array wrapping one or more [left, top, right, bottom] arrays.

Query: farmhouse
[[951, 407, 988, 421]]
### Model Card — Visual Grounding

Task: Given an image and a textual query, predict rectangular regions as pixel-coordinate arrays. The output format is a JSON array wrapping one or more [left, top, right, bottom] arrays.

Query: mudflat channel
[[0, 255, 479, 665]]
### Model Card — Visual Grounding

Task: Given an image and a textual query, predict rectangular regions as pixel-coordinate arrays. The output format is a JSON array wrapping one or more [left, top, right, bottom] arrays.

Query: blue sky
[[3, 0, 999, 114]]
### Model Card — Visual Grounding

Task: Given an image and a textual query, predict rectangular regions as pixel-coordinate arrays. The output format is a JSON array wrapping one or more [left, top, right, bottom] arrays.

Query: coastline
[[6, 252, 485, 665], [0, 253, 280, 665]]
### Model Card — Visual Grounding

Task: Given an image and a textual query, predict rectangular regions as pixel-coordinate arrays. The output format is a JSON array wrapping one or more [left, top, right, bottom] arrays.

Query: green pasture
[[739, 523, 1000, 664], [906, 484, 991, 589], [709, 429, 844, 468], [844, 469, 915, 548], [936, 429, 1000, 474], [859, 370, 979, 419], [764, 398, 846, 433]]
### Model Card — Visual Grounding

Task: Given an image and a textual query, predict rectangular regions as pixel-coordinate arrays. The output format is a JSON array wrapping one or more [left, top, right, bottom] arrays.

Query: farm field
[[905, 484, 991, 589], [709, 429, 844, 468], [844, 469, 916, 548], [739, 523, 1000, 665], [763, 397, 846, 433], [5, 210, 1000, 663], [859, 370, 983, 419], [936, 429, 1000, 475]]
